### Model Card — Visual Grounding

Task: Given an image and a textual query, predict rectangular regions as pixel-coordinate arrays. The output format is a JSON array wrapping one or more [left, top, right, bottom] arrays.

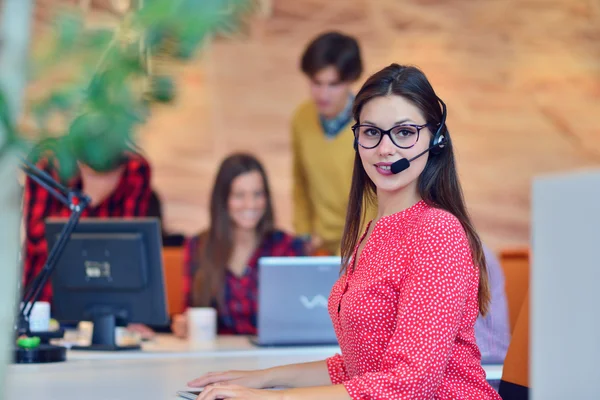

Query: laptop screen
[[256, 256, 341, 345]]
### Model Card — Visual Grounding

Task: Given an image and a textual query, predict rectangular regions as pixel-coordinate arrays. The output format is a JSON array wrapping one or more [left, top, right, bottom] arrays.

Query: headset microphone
[[390, 143, 437, 174]]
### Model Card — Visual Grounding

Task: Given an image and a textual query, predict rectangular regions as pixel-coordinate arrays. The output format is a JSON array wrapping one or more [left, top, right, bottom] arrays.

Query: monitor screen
[[45, 217, 169, 350]]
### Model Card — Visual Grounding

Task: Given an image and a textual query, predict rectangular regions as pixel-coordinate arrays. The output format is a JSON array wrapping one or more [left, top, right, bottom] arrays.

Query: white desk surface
[[6, 352, 330, 400], [65, 334, 341, 361], [6, 335, 503, 399]]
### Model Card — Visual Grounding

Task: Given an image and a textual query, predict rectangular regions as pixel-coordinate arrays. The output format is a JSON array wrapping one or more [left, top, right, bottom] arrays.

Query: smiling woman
[[186, 65, 502, 400], [169, 153, 306, 338]]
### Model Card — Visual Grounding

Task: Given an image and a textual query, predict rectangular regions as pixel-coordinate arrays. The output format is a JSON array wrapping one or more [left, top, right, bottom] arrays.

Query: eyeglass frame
[[351, 123, 432, 149]]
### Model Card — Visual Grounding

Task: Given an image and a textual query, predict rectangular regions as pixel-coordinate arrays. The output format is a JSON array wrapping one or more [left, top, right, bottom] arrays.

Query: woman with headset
[[187, 65, 502, 399]]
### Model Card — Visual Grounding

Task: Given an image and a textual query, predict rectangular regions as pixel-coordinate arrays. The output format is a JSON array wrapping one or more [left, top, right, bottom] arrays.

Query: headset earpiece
[[352, 124, 359, 151], [430, 133, 446, 155], [429, 98, 448, 156]]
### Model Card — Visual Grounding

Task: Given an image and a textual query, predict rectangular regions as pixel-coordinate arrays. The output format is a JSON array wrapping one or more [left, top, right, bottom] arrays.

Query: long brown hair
[[191, 153, 275, 307], [340, 64, 491, 315]]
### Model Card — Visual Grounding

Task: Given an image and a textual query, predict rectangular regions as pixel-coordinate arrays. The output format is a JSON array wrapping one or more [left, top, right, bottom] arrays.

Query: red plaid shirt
[[183, 230, 306, 335], [22, 154, 152, 303]]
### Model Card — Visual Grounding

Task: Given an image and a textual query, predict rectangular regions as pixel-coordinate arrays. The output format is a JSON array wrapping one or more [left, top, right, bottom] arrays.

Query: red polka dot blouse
[[327, 200, 502, 399]]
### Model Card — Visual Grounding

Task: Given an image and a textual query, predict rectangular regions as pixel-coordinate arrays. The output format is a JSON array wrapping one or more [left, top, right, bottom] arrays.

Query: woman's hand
[[188, 370, 270, 390], [171, 314, 188, 338], [303, 235, 325, 256], [196, 384, 284, 400]]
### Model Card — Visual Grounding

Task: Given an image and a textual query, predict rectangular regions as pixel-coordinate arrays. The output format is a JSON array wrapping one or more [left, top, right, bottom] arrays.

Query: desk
[[6, 335, 503, 399], [62, 335, 502, 380], [65, 334, 340, 361], [6, 351, 333, 400]]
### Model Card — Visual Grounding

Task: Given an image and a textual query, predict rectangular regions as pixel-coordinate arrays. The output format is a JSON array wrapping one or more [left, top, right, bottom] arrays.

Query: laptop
[[251, 256, 341, 346], [177, 387, 284, 399], [176, 389, 203, 400]]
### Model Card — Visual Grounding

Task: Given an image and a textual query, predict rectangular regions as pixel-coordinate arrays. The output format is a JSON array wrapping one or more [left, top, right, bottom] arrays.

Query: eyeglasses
[[352, 123, 429, 149]]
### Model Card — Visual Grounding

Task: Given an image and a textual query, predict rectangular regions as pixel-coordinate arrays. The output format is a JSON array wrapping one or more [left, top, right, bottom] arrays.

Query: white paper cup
[[27, 301, 50, 332], [187, 307, 217, 342]]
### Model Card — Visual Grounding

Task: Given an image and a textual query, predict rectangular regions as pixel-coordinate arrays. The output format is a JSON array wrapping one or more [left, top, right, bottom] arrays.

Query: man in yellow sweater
[[291, 31, 366, 255]]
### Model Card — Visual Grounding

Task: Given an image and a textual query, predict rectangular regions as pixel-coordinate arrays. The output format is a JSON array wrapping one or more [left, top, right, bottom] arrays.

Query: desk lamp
[[13, 157, 90, 364]]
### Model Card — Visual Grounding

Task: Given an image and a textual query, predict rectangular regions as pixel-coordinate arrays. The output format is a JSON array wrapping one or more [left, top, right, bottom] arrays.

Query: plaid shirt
[[184, 230, 306, 335], [22, 154, 152, 303]]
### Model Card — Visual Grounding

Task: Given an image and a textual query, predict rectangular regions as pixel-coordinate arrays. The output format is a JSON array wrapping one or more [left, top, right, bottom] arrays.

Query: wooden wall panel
[[27, 0, 600, 250]]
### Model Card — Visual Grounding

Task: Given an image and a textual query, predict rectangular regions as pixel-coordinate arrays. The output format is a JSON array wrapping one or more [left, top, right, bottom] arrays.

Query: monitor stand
[[71, 312, 140, 351]]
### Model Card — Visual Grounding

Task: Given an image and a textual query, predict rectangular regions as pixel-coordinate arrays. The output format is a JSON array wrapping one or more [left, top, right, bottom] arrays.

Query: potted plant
[[0, 0, 255, 395]]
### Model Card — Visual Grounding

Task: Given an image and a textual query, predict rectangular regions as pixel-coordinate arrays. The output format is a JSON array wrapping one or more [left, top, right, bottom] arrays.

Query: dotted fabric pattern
[[327, 200, 502, 399]]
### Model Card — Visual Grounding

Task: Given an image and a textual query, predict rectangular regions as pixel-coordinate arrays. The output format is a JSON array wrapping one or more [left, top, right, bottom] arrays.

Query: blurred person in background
[[22, 148, 152, 305], [22, 141, 155, 339], [170, 153, 305, 338], [292, 31, 375, 256], [476, 245, 511, 365]]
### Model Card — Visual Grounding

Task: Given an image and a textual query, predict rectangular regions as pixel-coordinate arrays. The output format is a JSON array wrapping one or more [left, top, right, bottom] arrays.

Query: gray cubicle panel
[[531, 168, 600, 400]]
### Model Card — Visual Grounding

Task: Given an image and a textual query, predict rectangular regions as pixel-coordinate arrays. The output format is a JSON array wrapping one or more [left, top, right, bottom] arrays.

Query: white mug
[[187, 307, 217, 342]]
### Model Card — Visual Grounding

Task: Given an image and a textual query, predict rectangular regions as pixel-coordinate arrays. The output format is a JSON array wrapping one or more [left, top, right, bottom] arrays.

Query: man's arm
[[291, 123, 313, 237]]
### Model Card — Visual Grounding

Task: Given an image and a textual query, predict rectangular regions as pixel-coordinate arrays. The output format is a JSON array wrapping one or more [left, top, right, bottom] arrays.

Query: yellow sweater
[[291, 101, 372, 255]]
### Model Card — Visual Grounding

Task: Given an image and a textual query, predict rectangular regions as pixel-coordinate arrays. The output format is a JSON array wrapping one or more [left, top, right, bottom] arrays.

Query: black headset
[[353, 97, 448, 155], [429, 97, 448, 155]]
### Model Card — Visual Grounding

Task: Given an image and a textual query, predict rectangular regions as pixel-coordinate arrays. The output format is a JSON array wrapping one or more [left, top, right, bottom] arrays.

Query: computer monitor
[[45, 217, 169, 351], [530, 169, 600, 399]]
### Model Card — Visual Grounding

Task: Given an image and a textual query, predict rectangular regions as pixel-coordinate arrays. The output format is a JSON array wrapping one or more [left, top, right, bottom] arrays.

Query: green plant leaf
[[81, 29, 114, 48], [31, 102, 51, 130], [54, 11, 84, 51], [149, 75, 175, 103], [22, 0, 256, 170], [0, 90, 16, 139], [30, 84, 83, 132], [26, 136, 77, 182], [174, 36, 203, 59], [54, 137, 78, 182], [67, 110, 134, 173]]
